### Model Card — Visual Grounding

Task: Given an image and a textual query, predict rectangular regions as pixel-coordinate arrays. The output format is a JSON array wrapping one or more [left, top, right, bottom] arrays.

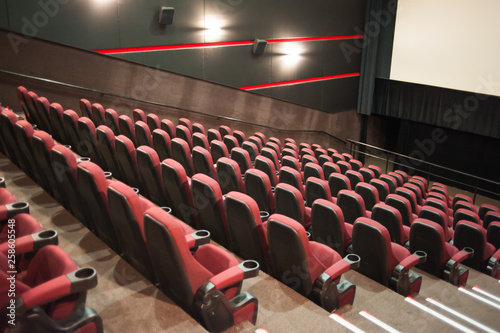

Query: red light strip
[[95, 40, 254, 54], [94, 35, 363, 55], [239, 72, 360, 91], [267, 35, 363, 43]]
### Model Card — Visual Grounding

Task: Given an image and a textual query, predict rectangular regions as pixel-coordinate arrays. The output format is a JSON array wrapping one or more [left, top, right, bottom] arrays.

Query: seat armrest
[[450, 247, 474, 264], [208, 260, 259, 291], [322, 254, 360, 282], [486, 248, 500, 278], [0, 230, 58, 255], [16, 267, 97, 315], [185, 230, 210, 248], [393, 251, 427, 277]]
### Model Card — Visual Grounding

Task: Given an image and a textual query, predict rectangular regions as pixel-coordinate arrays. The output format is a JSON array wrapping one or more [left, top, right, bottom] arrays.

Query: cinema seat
[[107, 181, 157, 282], [386, 194, 416, 228], [178, 118, 193, 133], [191, 174, 230, 249], [410, 219, 472, 285], [79, 98, 92, 119], [379, 174, 398, 193], [318, 154, 333, 167], [144, 207, 258, 333], [160, 119, 176, 139], [454, 221, 500, 278], [354, 182, 379, 211], [50, 145, 85, 222], [152, 128, 172, 161], [395, 187, 421, 215], [225, 192, 270, 272], [349, 159, 363, 171], [254, 156, 279, 187], [483, 211, 500, 229], [78, 117, 103, 166], [104, 108, 120, 135], [115, 135, 143, 191], [31, 131, 58, 196], [0, 109, 22, 165], [274, 183, 311, 229], [478, 204, 500, 221], [0, 245, 103, 333], [13, 120, 36, 180], [345, 170, 364, 189], [49, 103, 68, 143], [223, 135, 239, 153], [35, 97, 52, 133], [244, 169, 275, 214], [311, 199, 352, 256], [216, 157, 245, 194], [305, 177, 336, 207], [171, 137, 194, 177], [359, 167, 375, 183], [132, 108, 146, 123], [329, 173, 351, 198], [241, 141, 259, 162], [281, 156, 301, 172], [453, 208, 482, 229], [353, 218, 425, 296], [90, 103, 105, 126], [230, 147, 252, 174], [136, 146, 167, 206], [210, 140, 230, 163], [176, 124, 193, 149], [304, 163, 324, 182], [135, 121, 153, 147], [192, 122, 206, 135], [207, 128, 222, 143], [96, 125, 122, 179], [118, 115, 137, 147], [371, 203, 409, 246], [146, 113, 161, 132], [254, 132, 266, 146], [301, 155, 319, 171], [17, 86, 34, 123], [487, 222, 500, 250], [331, 153, 345, 163], [77, 161, 121, 254], [233, 130, 246, 146], [278, 166, 305, 197], [267, 214, 359, 312], [418, 206, 454, 242], [248, 136, 263, 152], [323, 162, 341, 180], [192, 146, 217, 179], [192, 132, 210, 151], [161, 159, 197, 228], [336, 190, 371, 224], [388, 172, 403, 187]]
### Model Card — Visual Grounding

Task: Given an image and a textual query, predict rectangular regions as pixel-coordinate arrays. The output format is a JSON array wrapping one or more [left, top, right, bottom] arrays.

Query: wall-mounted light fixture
[[159, 6, 175, 25], [252, 39, 267, 55]]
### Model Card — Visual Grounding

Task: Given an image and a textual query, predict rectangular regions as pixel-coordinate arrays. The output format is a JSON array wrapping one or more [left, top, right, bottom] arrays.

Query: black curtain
[[373, 78, 500, 140]]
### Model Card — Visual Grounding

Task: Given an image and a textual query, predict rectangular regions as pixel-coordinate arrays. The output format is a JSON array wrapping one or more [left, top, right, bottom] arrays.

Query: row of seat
[[1, 103, 267, 332], [8, 89, 500, 310], [10, 89, 370, 316], [0, 182, 102, 333]]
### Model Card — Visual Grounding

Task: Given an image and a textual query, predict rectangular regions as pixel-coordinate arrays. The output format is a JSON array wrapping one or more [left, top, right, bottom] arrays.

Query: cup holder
[[17, 116, 24, 120], [271, 186, 276, 193], [414, 250, 427, 262], [0, 177, 5, 188], [131, 187, 140, 194], [239, 260, 260, 278], [104, 171, 113, 180], [38, 230, 57, 239], [12, 202, 28, 209], [242, 260, 259, 270], [75, 267, 96, 279], [77, 157, 91, 163], [344, 253, 361, 269], [260, 211, 270, 222], [463, 247, 475, 258], [64, 145, 72, 150], [161, 206, 172, 214], [306, 231, 312, 240], [195, 230, 210, 238]]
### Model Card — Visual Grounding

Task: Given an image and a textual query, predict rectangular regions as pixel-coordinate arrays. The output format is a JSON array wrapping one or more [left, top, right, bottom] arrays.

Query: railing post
[[427, 165, 432, 182], [473, 178, 479, 205], [385, 154, 389, 174]]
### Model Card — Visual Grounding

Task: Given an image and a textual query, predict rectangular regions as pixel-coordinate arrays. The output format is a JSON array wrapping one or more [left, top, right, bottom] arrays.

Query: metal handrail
[[347, 138, 500, 203], [1, 69, 346, 145]]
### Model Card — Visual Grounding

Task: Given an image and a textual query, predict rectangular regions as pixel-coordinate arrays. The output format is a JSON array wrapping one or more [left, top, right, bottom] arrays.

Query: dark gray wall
[[0, 0, 367, 114]]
